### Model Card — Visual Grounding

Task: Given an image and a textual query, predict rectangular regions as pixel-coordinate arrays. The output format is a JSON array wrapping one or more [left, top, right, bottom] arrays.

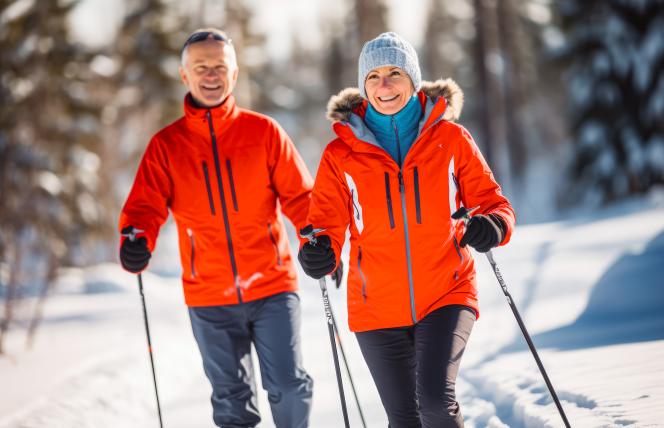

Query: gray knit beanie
[[358, 32, 421, 99]]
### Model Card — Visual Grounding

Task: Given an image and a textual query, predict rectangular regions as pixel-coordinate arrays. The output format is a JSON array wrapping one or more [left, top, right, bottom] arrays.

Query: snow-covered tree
[[557, 0, 664, 204]]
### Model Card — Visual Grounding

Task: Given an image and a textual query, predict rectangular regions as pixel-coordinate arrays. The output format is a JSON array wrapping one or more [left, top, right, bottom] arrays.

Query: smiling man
[[118, 29, 315, 428], [179, 30, 238, 107]]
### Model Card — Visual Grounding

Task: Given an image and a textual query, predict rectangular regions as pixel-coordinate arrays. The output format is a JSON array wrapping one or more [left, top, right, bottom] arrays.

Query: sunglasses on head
[[182, 31, 232, 52]]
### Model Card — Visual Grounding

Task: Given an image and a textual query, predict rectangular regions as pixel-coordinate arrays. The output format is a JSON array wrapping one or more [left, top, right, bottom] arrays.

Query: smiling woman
[[300, 31, 516, 428], [364, 66, 415, 115], [178, 30, 238, 108]]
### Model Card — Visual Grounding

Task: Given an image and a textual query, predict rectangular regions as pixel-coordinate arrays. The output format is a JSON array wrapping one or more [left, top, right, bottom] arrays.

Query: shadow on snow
[[503, 230, 664, 352]]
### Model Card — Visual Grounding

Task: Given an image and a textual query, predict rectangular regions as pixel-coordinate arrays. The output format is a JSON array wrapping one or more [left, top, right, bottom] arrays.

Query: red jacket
[[308, 79, 515, 332], [119, 94, 313, 306]]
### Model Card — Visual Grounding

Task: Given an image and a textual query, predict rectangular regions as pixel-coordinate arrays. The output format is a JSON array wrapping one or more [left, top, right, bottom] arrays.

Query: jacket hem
[[183, 283, 299, 307], [348, 293, 479, 332]]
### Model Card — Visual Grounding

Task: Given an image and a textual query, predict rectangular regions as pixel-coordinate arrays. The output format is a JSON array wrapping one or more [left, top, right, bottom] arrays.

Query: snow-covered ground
[[1, 191, 663, 428]]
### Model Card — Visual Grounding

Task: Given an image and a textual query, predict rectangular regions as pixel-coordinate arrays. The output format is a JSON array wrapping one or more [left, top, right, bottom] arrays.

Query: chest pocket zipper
[[202, 162, 216, 215], [384, 172, 396, 229], [226, 158, 238, 212], [358, 246, 367, 303], [187, 228, 197, 278], [414, 167, 422, 224]]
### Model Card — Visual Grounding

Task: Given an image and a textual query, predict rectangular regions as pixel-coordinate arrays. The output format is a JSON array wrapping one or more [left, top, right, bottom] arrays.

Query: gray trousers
[[189, 292, 313, 428]]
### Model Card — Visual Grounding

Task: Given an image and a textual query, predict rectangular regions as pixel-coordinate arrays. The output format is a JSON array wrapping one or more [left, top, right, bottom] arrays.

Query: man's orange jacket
[[308, 79, 516, 332], [119, 95, 313, 306]]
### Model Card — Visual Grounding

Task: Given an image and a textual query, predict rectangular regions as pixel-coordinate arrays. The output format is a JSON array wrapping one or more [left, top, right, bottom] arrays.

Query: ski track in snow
[[1, 194, 663, 427]]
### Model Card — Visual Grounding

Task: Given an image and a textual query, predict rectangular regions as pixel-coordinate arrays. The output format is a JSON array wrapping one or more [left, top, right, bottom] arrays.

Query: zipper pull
[[398, 171, 405, 193]]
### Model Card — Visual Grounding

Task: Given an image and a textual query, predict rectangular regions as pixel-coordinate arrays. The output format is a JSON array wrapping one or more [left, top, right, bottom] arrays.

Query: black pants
[[355, 305, 476, 428]]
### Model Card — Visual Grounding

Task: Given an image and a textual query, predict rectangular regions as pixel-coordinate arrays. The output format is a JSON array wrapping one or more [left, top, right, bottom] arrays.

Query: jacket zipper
[[226, 158, 238, 212], [398, 170, 418, 324], [393, 117, 418, 324], [267, 222, 282, 266], [358, 246, 367, 303], [413, 166, 421, 224], [202, 161, 216, 215], [187, 228, 197, 279], [384, 172, 396, 229], [452, 235, 464, 281], [206, 110, 242, 303], [349, 111, 445, 322]]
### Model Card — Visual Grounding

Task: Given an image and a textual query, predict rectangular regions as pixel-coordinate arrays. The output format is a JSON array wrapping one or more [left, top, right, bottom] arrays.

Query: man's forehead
[[186, 41, 235, 63]]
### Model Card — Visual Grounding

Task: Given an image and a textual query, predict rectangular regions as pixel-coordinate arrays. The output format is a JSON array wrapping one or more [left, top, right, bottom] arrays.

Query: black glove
[[330, 259, 344, 288], [459, 214, 505, 253], [120, 228, 151, 273], [298, 235, 336, 279]]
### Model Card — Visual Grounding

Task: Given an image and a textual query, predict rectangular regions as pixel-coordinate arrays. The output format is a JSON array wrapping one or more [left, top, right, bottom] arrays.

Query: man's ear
[[232, 67, 239, 85], [179, 66, 189, 87]]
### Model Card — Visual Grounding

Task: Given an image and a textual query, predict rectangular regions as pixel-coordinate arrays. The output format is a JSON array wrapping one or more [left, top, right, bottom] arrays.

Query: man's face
[[179, 40, 238, 107]]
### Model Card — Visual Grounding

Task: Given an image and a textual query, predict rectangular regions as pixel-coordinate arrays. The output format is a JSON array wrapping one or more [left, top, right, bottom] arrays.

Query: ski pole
[[329, 302, 367, 428], [452, 207, 571, 428], [123, 229, 164, 428], [300, 225, 350, 428], [137, 273, 164, 428]]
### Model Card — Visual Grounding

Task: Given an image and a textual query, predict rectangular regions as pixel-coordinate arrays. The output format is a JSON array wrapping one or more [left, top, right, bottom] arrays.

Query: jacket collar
[[327, 78, 464, 152], [183, 93, 240, 136], [327, 78, 464, 123]]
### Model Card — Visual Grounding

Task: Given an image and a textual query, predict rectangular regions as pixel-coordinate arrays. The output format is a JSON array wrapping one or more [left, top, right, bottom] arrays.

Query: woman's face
[[364, 66, 415, 115]]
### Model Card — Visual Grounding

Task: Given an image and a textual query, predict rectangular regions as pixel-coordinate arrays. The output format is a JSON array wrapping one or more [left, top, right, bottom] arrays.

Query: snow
[[2, 192, 664, 428]]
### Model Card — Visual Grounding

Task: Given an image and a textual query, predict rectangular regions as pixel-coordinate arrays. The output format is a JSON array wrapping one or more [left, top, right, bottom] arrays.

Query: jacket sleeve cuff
[[488, 213, 508, 245]]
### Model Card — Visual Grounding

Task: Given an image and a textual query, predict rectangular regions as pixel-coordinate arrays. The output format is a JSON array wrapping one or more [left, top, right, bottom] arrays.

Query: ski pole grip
[[451, 206, 480, 224], [299, 224, 326, 246], [121, 226, 145, 243]]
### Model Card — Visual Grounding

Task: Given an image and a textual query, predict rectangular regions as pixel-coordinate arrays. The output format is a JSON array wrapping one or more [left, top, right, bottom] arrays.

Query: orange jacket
[[119, 94, 313, 306], [308, 79, 515, 332]]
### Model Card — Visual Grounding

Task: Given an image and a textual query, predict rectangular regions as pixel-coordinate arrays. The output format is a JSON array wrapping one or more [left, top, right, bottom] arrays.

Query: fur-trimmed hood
[[326, 78, 464, 123]]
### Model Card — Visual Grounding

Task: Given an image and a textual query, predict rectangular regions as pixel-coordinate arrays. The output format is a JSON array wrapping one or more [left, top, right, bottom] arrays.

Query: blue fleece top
[[364, 95, 422, 166]]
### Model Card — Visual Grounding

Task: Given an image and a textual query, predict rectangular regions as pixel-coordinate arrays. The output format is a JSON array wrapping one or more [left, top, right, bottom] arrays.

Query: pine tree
[[0, 0, 109, 352], [558, 0, 664, 204], [354, 0, 389, 44], [325, 0, 389, 96], [222, 0, 269, 110], [423, 0, 465, 81], [110, 0, 182, 164]]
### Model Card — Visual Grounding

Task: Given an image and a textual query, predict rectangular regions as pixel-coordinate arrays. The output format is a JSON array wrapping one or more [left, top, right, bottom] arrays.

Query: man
[[118, 29, 314, 428]]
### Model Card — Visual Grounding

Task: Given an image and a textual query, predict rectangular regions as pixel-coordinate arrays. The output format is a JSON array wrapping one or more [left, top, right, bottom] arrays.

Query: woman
[[298, 32, 515, 427]]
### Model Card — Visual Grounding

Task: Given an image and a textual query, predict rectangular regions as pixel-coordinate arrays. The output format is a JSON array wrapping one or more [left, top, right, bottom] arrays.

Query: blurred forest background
[[0, 0, 663, 353]]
